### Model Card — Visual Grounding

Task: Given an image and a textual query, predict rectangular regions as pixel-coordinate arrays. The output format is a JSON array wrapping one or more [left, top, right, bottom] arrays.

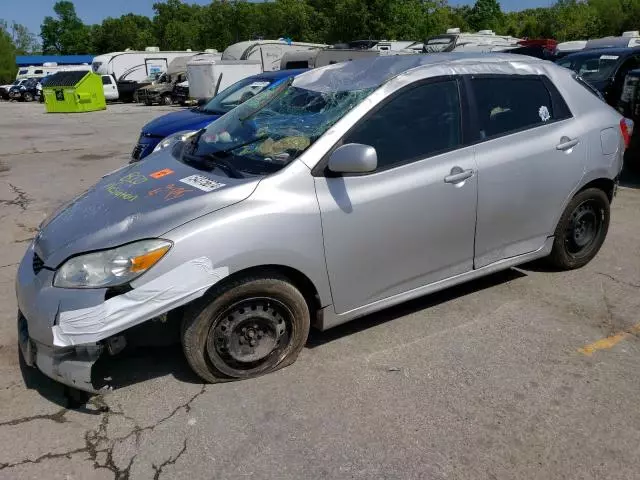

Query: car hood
[[35, 149, 261, 268], [143, 109, 222, 138]]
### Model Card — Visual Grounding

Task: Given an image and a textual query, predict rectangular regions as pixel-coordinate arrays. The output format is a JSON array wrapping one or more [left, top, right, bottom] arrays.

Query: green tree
[[41, 1, 92, 54], [153, 0, 205, 50], [10, 22, 39, 54], [93, 14, 155, 53], [468, 0, 503, 31], [0, 21, 17, 83]]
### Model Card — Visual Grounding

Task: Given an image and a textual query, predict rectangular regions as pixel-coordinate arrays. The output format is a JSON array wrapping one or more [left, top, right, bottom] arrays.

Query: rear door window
[[345, 79, 462, 171], [470, 76, 560, 140]]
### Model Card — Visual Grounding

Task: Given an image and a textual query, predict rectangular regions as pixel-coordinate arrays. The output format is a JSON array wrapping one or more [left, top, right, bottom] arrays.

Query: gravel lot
[[0, 101, 639, 480]]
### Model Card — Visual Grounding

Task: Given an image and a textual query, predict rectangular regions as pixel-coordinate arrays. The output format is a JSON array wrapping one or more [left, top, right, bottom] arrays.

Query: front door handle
[[556, 137, 579, 151], [444, 167, 474, 184]]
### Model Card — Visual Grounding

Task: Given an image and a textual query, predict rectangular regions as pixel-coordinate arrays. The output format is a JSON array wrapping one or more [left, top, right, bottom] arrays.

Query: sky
[[4, 0, 553, 39]]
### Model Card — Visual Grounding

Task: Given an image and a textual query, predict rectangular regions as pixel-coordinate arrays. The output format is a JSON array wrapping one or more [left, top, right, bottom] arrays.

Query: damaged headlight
[[152, 130, 197, 153], [53, 239, 172, 288]]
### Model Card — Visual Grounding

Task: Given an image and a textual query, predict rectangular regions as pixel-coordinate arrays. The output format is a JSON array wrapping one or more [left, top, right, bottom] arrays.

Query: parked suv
[[136, 72, 188, 106], [16, 54, 628, 393], [8, 77, 42, 102], [556, 47, 640, 105]]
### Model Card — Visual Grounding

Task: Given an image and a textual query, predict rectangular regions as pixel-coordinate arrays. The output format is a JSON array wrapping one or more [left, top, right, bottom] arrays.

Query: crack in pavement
[[0, 385, 207, 477], [0, 184, 31, 210], [0, 408, 67, 427], [0, 263, 18, 269], [596, 272, 640, 289], [0, 147, 87, 158], [152, 439, 187, 480]]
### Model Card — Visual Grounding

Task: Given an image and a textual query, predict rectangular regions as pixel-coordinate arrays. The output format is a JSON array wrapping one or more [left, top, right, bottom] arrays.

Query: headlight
[[152, 130, 197, 153], [53, 239, 172, 288]]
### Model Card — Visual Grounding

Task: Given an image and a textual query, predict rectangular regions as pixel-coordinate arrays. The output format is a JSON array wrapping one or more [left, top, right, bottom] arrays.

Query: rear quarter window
[[470, 76, 569, 140]]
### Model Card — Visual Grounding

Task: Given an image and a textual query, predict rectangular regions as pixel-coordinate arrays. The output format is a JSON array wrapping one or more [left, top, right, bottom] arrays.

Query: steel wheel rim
[[206, 297, 294, 378], [564, 199, 602, 256]]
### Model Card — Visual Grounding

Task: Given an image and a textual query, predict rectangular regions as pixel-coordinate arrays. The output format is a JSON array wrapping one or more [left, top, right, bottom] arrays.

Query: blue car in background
[[131, 69, 307, 161]]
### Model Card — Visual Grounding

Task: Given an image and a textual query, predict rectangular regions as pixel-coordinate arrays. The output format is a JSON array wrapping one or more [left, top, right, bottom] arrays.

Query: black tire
[[547, 188, 610, 270], [181, 275, 310, 383], [23, 92, 33, 102], [161, 94, 173, 106]]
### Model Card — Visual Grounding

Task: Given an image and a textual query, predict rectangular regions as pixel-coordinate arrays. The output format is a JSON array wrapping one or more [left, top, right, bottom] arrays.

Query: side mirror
[[327, 143, 377, 174]]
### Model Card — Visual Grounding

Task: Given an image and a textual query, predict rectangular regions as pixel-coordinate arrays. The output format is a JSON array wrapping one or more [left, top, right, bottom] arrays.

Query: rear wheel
[[547, 188, 610, 270], [181, 275, 310, 383], [23, 92, 33, 102], [161, 94, 173, 106]]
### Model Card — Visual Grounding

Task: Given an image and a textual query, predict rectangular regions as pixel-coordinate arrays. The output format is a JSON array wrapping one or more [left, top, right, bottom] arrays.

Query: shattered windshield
[[187, 82, 373, 174]]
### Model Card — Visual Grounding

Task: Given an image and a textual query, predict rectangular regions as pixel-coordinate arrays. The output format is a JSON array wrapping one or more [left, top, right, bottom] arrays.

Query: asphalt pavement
[[0, 102, 639, 480]]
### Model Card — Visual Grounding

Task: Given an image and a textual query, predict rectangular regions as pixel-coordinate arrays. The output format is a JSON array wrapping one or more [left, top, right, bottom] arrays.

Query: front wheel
[[161, 94, 173, 106], [23, 92, 33, 102], [181, 275, 310, 383], [547, 188, 610, 270]]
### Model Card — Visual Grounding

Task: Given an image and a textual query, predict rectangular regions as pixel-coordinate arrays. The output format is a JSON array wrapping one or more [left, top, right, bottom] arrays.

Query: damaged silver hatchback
[[16, 54, 627, 392]]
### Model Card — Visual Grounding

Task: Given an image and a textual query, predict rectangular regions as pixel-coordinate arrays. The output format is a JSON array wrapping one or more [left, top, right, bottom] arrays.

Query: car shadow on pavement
[[306, 268, 527, 348], [20, 269, 527, 408]]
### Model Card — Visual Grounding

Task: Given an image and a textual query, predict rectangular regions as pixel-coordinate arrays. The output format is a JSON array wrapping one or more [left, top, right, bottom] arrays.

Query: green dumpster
[[43, 71, 106, 113]]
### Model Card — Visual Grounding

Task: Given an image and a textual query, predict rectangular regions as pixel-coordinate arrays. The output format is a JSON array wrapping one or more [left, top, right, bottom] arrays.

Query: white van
[[221, 39, 326, 71], [186, 54, 262, 100], [16, 63, 91, 80], [424, 28, 520, 53]]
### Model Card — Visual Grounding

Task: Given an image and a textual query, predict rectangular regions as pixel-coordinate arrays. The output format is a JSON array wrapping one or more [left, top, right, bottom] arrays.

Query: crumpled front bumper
[[16, 246, 106, 393], [18, 313, 103, 393]]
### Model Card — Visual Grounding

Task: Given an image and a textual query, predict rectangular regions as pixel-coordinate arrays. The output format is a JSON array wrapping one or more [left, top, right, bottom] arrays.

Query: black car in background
[[556, 47, 640, 105], [8, 77, 42, 102]]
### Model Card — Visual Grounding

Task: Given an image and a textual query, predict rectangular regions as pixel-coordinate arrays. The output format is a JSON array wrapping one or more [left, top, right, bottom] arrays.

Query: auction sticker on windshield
[[180, 175, 226, 192]]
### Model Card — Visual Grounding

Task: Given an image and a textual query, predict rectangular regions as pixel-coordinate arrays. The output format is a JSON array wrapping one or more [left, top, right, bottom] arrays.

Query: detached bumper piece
[[18, 313, 104, 393]]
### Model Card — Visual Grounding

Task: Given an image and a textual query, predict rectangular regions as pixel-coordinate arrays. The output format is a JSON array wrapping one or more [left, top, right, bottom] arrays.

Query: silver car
[[16, 54, 629, 392]]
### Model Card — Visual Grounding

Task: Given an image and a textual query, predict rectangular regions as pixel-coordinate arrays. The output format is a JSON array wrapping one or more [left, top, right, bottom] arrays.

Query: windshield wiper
[[218, 135, 269, 155], [198, 153, 245, 178]]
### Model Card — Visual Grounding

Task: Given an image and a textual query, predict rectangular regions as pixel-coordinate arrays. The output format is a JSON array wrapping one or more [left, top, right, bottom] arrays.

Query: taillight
[[620, 118, 634, 149]]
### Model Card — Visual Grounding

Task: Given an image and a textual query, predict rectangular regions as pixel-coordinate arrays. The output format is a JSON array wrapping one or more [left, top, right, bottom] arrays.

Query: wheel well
[[579, 178, 615, 202], [214, 265, 321, 314]]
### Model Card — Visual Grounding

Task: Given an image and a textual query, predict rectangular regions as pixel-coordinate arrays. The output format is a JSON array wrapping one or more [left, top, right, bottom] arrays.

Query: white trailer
[[91, 48, 202, 83], [221, 39, 326, 71], [187, 55, 262, 100], [424, 28, 521, 53], [16, 63, 91, 80]]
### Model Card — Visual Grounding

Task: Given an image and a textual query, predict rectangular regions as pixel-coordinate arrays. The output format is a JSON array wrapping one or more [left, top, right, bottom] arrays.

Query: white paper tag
[[180, 175, 226, 192], [249, 81, 271, 88], [538, 105, 551, 122], [600, 55, 620, 61]]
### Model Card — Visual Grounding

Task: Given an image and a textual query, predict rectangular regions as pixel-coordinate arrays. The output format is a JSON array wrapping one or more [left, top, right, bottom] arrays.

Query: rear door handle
[[556, 137, 579, 151], [444, 167, 474, 184]]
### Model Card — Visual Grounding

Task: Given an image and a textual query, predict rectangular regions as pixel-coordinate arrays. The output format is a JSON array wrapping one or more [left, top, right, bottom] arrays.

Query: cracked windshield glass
[[184, 80, 373, 174]]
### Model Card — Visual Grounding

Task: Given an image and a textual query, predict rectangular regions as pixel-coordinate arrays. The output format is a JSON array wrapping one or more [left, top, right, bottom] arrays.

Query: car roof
[[293, 52, 549, 92], [253, 68, 308, 80], [560, 47, 640, 60]]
